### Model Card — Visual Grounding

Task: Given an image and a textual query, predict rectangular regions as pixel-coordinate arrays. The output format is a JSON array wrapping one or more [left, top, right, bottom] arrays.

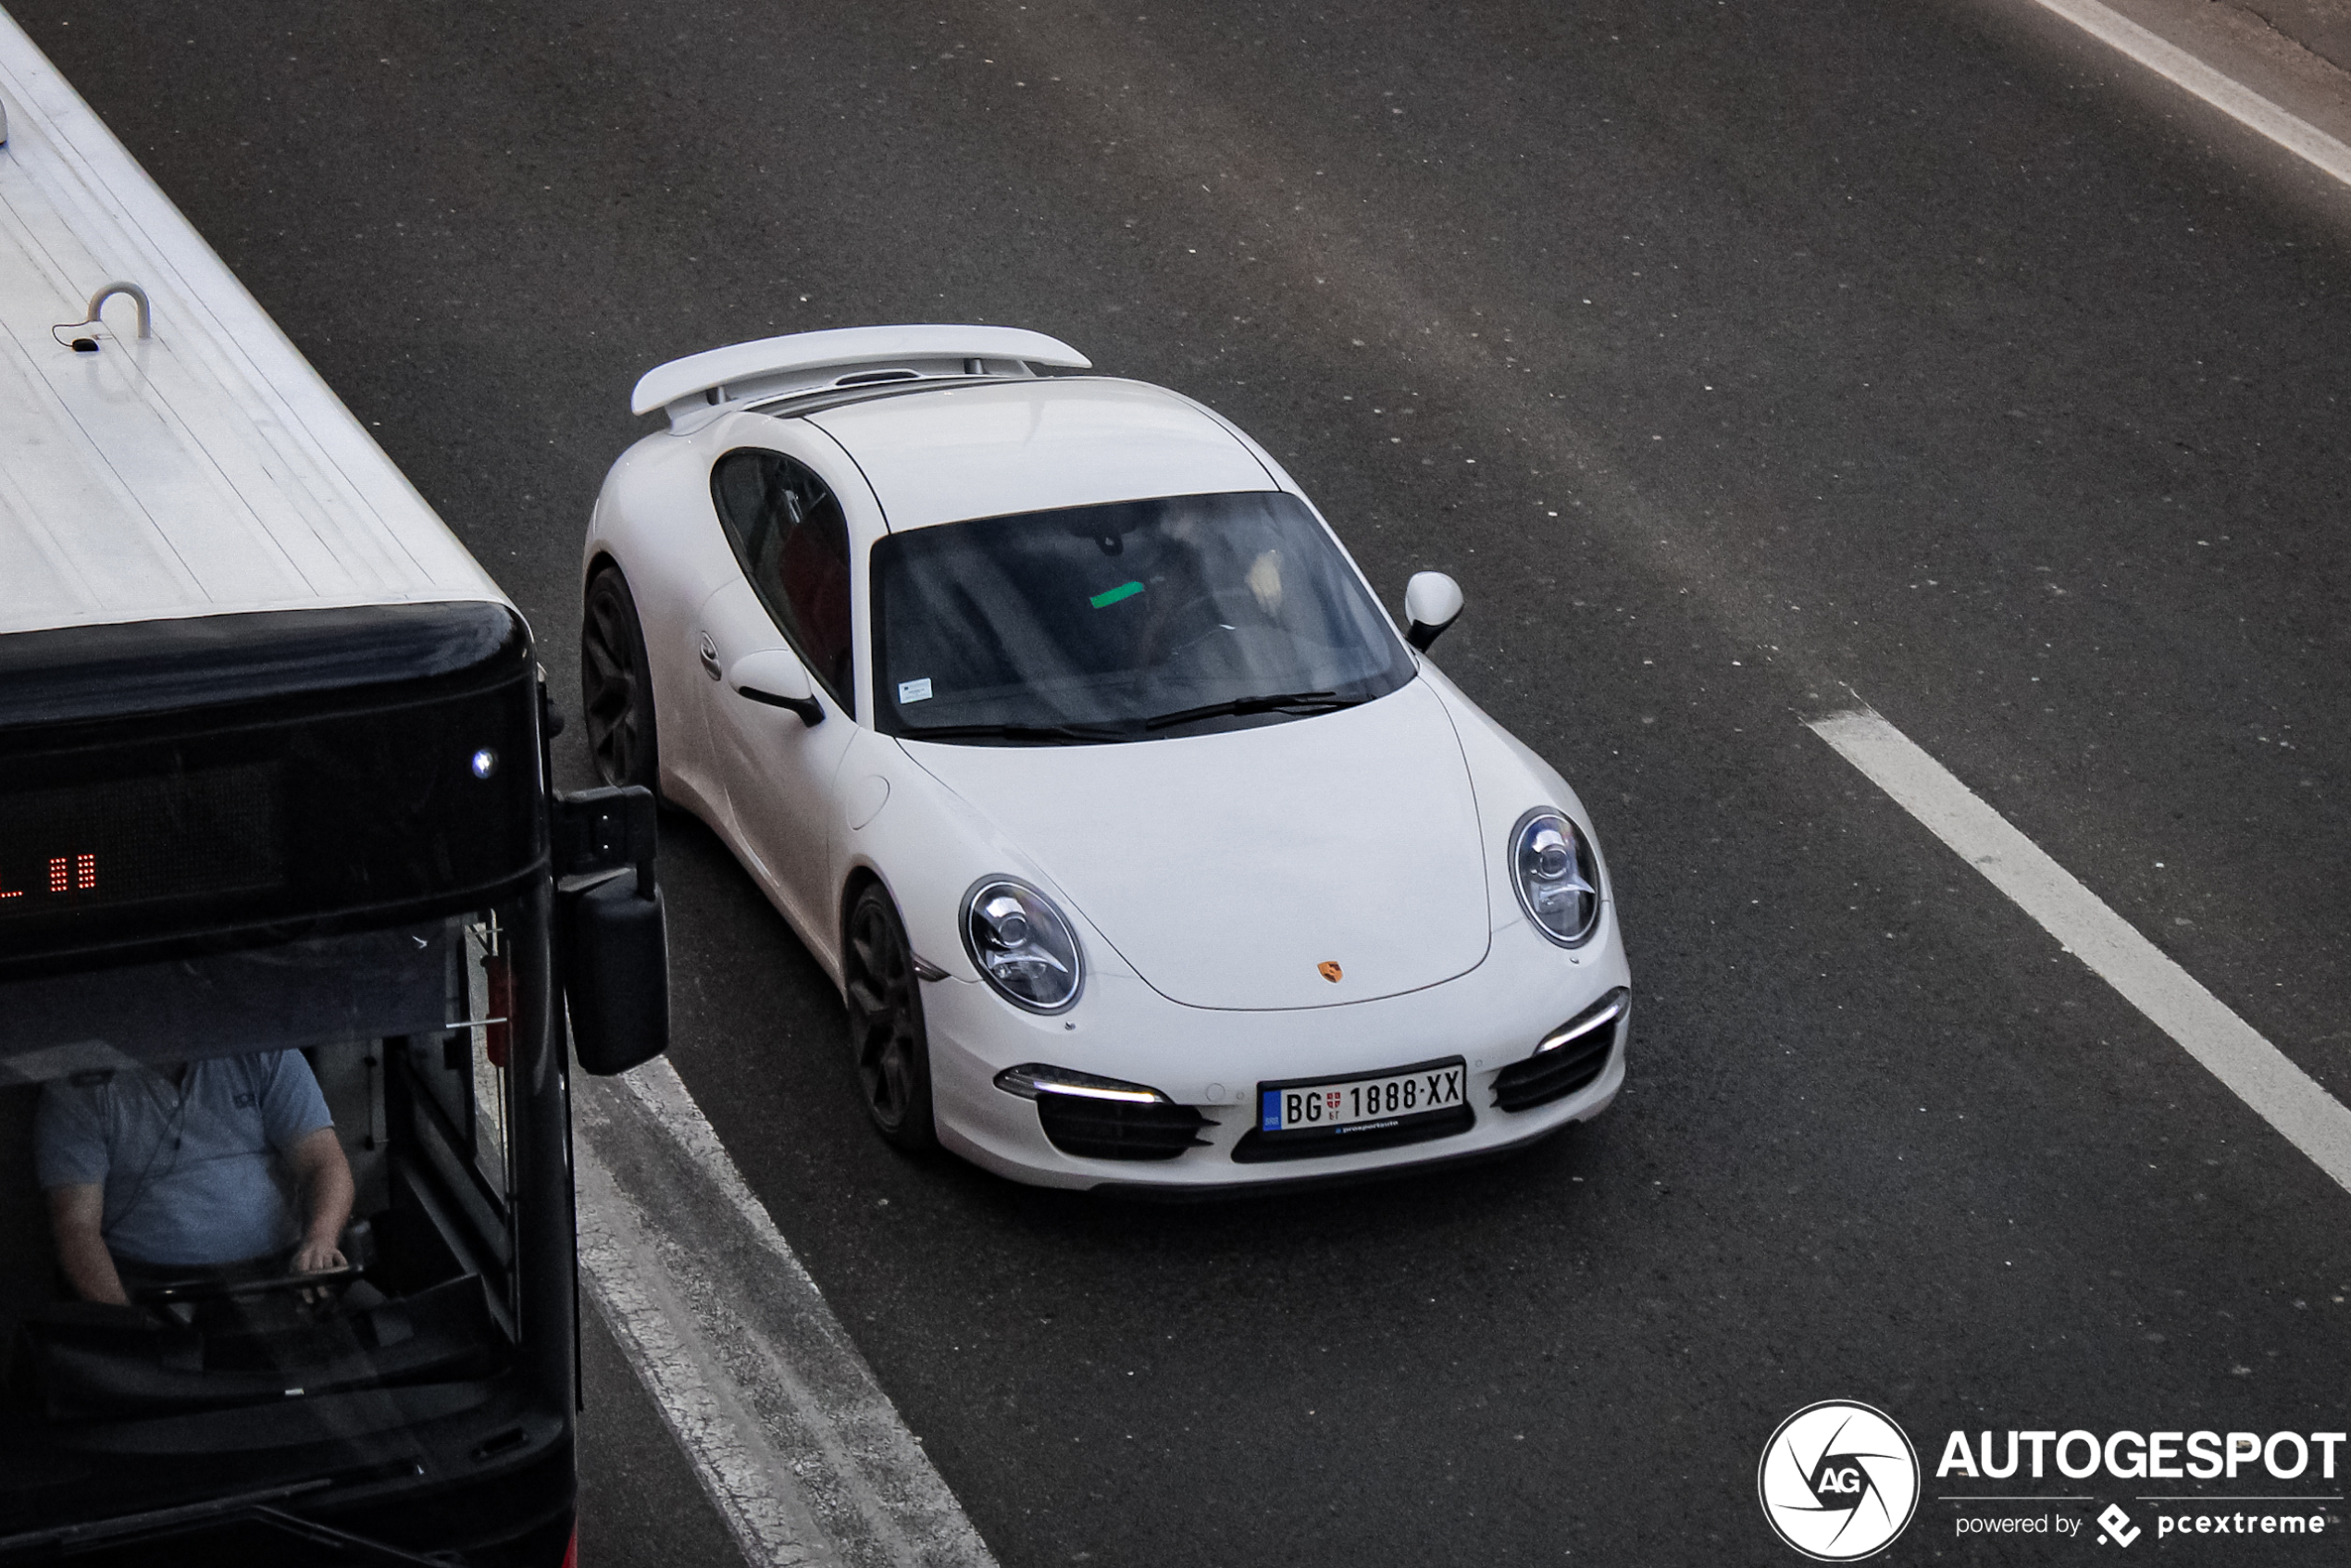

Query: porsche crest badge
[[1317, 961, 1343, 983]]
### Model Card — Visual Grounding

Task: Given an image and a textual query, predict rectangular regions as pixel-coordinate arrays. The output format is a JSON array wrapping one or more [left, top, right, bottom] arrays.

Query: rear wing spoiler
[[630, 324, 1090, 429]]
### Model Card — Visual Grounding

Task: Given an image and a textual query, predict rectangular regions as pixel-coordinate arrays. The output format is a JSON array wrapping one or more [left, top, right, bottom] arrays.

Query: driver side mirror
[[1404, 571, 1464, 652], [729, 647, 825, 727]]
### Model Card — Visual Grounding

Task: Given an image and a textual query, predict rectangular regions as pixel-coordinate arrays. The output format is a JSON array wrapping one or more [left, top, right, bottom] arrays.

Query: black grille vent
[[1035, 1094, 1211, 1161], [1492, 991, 1625, 1113]]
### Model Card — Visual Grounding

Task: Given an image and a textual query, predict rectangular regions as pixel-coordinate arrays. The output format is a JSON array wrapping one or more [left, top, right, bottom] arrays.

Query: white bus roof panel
[[0, 13, 505, 639]]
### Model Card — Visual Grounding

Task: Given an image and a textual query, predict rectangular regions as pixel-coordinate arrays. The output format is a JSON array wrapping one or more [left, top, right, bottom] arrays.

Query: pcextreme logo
[[1758, 1400, 1922, 1562]]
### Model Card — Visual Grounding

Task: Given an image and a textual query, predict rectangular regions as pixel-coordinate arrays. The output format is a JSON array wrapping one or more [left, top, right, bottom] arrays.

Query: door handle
[[697, 633, 721, 681]]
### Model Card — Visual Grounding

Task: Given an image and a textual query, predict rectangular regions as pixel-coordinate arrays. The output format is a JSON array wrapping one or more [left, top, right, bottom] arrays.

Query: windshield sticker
[[1088, 580, 1145, 609], [897, 677, 934, 703]]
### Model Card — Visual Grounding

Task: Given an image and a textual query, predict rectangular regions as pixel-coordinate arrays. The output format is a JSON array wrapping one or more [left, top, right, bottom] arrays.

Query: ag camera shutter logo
[[1759, 1400, 1921, 1561]]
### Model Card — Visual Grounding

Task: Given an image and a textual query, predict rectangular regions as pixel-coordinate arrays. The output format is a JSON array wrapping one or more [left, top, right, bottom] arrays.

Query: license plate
[[1260, 1059, 1467, 1135]]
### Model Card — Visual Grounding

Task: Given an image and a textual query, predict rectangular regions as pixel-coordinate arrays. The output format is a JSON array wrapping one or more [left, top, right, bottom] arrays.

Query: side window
[[711, 450, 856, 715]]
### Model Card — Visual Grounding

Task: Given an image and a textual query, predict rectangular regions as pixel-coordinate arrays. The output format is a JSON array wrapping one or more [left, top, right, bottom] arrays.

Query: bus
[[0, 18, 667, 1566]]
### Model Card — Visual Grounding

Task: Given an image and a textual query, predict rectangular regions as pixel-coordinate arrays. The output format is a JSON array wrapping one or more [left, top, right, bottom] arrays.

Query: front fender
[[831, 728, 1142, 996]]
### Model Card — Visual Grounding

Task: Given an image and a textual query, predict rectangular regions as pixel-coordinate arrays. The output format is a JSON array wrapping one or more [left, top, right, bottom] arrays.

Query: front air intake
[[1034, 1093, 1211, 1161], [1492, 989, 1626, 1112]]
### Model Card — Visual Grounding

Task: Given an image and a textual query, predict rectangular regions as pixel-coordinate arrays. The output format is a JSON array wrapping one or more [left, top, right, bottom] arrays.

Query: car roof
[[801, 377, 1277, 531], [0, 14, 504, 640]]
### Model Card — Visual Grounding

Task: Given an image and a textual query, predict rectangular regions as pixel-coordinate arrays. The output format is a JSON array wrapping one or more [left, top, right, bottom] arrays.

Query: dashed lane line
[[1810, 707, 2351, 1199], [2026, 0, 2351, 186], [574, 1059, 1000, 1568]]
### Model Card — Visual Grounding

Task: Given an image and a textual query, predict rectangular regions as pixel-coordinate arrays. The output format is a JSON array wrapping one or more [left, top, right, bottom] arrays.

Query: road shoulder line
[[574, 1059, 1000, 1568], [575, 1129, 829, 1567], [2026, 0, 2351, 183], [1809, 707, 2351, 1199]]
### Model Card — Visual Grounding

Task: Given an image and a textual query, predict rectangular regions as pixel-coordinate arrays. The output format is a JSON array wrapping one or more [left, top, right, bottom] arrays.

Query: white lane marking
[[611, 1062, 974, 1567], [2027, 0, 2351, 186], [613, 1057, 828, 1285], [576, 1058, 1000, 1568], [1809, 707, 2351, 1199], [576, 1141, 827, 1567]]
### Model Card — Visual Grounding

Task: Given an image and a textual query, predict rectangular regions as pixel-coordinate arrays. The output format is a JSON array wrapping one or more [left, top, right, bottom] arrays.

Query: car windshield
[[871, 491, 1415, 742], [0, 913, 518, 1485]]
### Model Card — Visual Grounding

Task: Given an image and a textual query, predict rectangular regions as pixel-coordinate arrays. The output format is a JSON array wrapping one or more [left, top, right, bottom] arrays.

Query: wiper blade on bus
[[0, 1475, 449, 1567], [0, 1480, 329, 1555], [1139, 690, 1362, 731], [898, 720, 1129, 744]]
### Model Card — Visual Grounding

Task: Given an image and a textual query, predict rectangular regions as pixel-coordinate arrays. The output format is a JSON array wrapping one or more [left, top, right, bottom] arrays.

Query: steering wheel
[[138, 1263, 361, 1306]]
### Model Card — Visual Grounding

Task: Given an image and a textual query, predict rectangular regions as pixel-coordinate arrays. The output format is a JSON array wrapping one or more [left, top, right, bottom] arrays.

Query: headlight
[[962, 877, 1084, 1013], [1510, 807, 1600, 947]]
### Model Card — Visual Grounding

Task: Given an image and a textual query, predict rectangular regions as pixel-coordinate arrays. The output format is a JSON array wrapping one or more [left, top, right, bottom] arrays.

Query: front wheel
[[844, 883, 937, 1151], [581, 566, 660, 792]]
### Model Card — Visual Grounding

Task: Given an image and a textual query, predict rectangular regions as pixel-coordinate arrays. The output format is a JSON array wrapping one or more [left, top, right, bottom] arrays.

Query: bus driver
[[34, 1051, 355, 1305]]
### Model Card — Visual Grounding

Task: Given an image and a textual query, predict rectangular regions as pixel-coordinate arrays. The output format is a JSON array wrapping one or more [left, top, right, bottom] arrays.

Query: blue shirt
[[35, 1051, 334, 1268]]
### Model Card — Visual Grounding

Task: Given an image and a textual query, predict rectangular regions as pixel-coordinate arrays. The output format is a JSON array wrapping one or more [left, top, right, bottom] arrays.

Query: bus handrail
[[50, 279, 152, 353], [84, 280, 151, 339]]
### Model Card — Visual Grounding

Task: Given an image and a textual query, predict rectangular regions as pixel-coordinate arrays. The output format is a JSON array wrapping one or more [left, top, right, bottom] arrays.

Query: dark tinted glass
[[711, 450, 855, 713], [0, 907, 520, 1475], [871, 491, 1412, 742], [0, 629, 538, 973], [0, 638, 540, 979]]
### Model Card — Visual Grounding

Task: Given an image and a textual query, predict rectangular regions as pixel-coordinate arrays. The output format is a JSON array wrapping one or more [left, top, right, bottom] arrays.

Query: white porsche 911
[[580, 325, 1629, 1191]]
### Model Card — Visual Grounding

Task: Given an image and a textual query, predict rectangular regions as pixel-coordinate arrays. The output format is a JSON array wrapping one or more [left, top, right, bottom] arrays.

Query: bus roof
[[0, 15, 506, 641]]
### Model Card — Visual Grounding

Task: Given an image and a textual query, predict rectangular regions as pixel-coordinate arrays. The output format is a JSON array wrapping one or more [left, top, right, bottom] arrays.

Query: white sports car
[[579, 325, 1629, 1191]]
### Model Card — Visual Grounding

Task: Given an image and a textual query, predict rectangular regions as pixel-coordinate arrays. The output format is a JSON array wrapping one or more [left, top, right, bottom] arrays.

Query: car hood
[[900, 680, 1490, 1010]]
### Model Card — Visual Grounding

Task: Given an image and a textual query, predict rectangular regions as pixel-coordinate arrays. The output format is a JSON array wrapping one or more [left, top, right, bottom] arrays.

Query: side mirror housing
[[553, 786, 669, 1076], [566, 877, 670, 1076], [729, 647, 823, 726], [1403, 571, 1464, 652]]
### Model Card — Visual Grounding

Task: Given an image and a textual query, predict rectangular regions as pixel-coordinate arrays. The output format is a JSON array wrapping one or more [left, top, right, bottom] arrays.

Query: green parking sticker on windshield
[[1089, 580, 1144, 609]]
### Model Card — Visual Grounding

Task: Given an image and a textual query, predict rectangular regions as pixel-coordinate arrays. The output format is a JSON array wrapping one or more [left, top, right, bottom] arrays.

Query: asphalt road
[[14, 0, 2350, 1562]]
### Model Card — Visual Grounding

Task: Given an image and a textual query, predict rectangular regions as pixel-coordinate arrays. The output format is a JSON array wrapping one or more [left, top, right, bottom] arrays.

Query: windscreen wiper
[[0, 1475, 449, 1566], [898, 720, 1128, 744], [0, 1481, 330, 1557], [1140, 690, 1363, 731]]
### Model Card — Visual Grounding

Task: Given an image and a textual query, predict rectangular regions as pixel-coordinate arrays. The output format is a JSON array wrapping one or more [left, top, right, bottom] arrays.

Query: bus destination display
[[0, 763, 286, 925]]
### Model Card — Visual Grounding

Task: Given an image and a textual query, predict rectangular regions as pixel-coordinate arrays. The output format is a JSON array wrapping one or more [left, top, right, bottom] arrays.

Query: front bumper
[[923, 908, 1631, 1190]]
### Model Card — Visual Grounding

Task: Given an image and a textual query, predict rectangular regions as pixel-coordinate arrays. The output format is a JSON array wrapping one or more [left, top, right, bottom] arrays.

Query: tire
[[843, 883, 937, 1151], [581, 566, 660, 793]]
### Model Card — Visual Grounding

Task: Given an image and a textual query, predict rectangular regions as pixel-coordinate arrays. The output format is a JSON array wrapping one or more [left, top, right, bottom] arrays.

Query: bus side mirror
[[566, 877, 669, 1076], [554, 787, 669, 1076]]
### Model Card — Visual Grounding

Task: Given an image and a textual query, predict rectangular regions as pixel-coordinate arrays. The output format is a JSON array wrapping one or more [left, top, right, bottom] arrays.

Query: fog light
[[1536, 989, 1628, 1053], [993, 1064, 1167, 1102], [994, 1064, 1208, 1161]]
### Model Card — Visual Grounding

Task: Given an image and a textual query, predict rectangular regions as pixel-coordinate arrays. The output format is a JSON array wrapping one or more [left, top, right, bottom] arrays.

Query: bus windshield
[[0, 910, 520, 1456]]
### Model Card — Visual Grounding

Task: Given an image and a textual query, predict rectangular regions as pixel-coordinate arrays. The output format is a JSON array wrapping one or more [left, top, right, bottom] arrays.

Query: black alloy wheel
[[844, 883, 937, 1151], [581, 566, 660, 792]]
